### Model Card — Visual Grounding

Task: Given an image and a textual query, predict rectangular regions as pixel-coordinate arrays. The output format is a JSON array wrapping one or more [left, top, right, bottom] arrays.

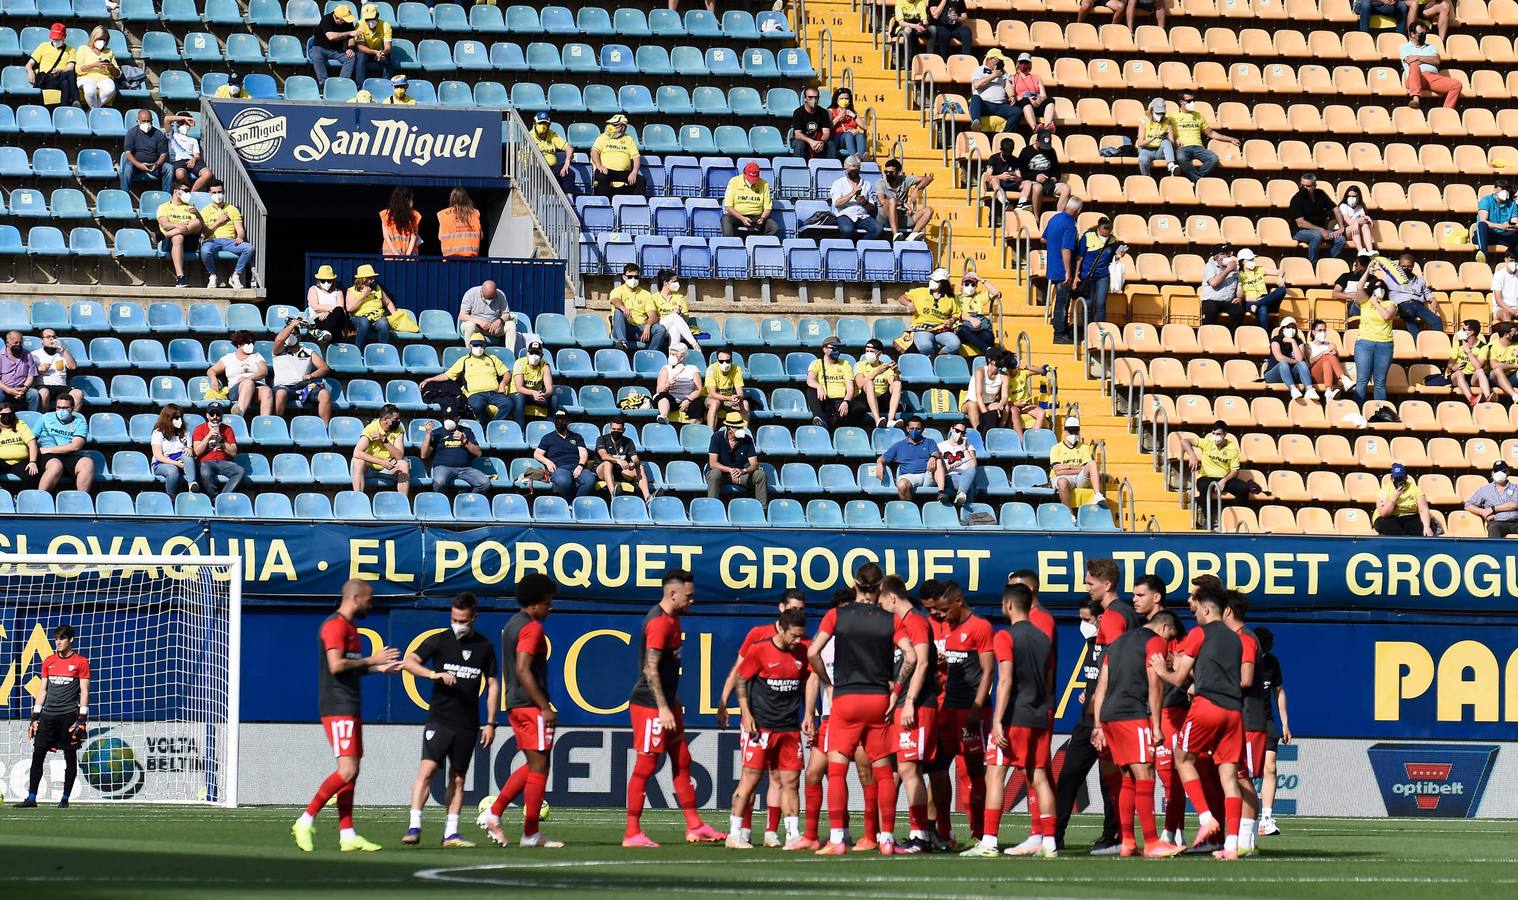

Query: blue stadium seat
[[52, 107, 89, 138], [1013, 464, 1054, 496], [881, 500, 921, 528], [997, 501, 1037, 530], [283, 74, 320, 100], [532, 495, 571, 523], [307, 452, 347, 485], [129, 491, 171, 516], [369, 492, 410, 520], [490, 41, 526, 71], [1036, 503, 1077, 531], [923, 502, 963, 530], [818, 463, 858, 494], [172, 492, 212, 517], [95, 189, 136, 221], [94, 490, 134, 517], [742, 47, 779, 78], [397, 1, 436, 30], [213, 492, 254, 518], [183, 32, 223, 64], [490, 493, 529, 522], [610, 495, 650, 524], [88, 412, 129, 444], [1078, 503, 1119, 531], [756, 424, 794, 457], [469, 3, 506, 32], [768, 498, 806, 526], [252, 493, 294, 519], [634, 44, 673, 75], [778, 48, 817, 79], [452, 39, 490, 70], [844, 499, 883, 528], [53, 490, 93, 516], [756, 11, 793, 36], [433, 2, 470, 31], [728, 497, 767, 526], [271, 452, 314, 485], [331, 491, 373, 520], [292, 492, 332, 519], [682, 496, 724, 525], [249, 0, 286, 24]]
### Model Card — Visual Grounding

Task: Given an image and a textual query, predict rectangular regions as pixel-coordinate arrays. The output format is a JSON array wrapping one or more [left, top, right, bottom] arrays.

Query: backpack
[[419, 380, 467, 419]]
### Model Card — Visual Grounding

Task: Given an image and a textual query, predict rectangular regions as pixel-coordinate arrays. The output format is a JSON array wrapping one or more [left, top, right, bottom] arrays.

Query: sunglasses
[[857, 580, 882, 591]]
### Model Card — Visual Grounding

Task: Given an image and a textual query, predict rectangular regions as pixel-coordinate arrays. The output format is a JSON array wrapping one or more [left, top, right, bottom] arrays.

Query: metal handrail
[[964, 142, 983, 196], [864, 105, 879, 159], [1070, 286, 1087, 362], [1146, 396, 1169, 473], [819, 29, 835, 85], [1118, 477, 1136, 531], [1145, 515, 1160, 534], [890, 136, 906, 163], [939, 218, 953, 270], [939, 111, 957, 168], [1016, 331, 1032, 367], [1094, 438, 1109, 493], [917, 72, 936, 128], [197, 99, 268, 290], [1200, 477, 1225, 532], [502, 106, 580, 298], [1125, 369, 1147, 433], [839, 65, 856, 99], [1095, 328, 1117, 390]]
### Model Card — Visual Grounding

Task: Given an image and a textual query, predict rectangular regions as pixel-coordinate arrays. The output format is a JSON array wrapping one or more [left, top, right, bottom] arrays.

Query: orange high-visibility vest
[[379, 209, 421, 257], [436, 207, 482, 257]]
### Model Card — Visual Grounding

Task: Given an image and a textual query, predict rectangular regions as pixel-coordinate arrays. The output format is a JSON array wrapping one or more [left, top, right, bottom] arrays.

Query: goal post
[[0, 554, 242, 807]]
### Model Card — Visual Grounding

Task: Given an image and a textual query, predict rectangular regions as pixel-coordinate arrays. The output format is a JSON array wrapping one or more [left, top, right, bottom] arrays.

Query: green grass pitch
[[1, 805, 1515, 898]]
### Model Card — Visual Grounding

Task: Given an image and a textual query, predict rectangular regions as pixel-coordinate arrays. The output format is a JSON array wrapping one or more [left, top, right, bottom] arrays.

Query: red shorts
[[1102, 719, 1159, 768], [508, 706, 554, 752], [1179, 696, 1244, 764], [630, 703, 684, 755], [824, 694, 891, 760], [814, 715, 829, 749], [938, 707, 991, 758], [1240, 730, 1268, 778], [320, 716, 362, 759], [1156, 706, 1188, 769], [997, 724, 1052, 770], [741, 729, 804, 772], [891, 705, 939, 763]]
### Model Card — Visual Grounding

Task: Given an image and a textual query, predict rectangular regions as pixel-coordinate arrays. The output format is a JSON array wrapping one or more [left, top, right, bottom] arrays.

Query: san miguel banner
[[210, 100, 501, 178]]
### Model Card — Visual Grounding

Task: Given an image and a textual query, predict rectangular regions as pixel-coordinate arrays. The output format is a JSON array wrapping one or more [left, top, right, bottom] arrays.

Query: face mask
[[1315, 329, 1327, 340], [172, 417, 183, 429], [139, 122, 152, 132], [1244, 259, 1257, 270], [1495, 471, 1509, 484], [95, 39, 106, 50], [1458, 329, 1472, 342], [1501, 191, 1512, 203], [907, 427, 923, 440], [470, 345, 484, 357], [838, 98, 850, 109], [318, 280, 333, 290], [1373, 287, 1387, 300], [1065, 433, 1079, 447], [1214, 434, 1227, 445], [240, 343, 254, 354], [175, 124, 191, 136], [51, 39, 64, 48], [719, 362, 732, 373], [442, 419, 457, 432], [623, 275, 638, 287], [1183, 101, 1195, 112], [668, 280, 680, 293], [732, 427, 750, 439], [1153, 111, 1163, 121], [886, 172, 901, 184], [1415, 32, 1426, 43], [450, 622, 471, 638], [1347, 195, 1360, 206], [554, 421, 568, 434], [7, 345, 19, 357], [527, 352, 541, 365], [847, 170, 860, 182], [1282, 327, 1295, 339], [1079, 620, 1099, 641], [863, 350, 879, 362], [211, 193, 225, 204], [962, 282, 976, 295], [57, 410, 74, 423], [1508, 262, 1516, 274], [669, 354, 684, 367], [0, 413, 14, 426], [952, 430, 966, 441]]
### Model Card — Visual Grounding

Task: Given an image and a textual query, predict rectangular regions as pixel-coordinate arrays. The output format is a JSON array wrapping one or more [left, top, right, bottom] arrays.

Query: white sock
[[297, 813, 314, 827], [1224, 833, 1238, 852], [878, 831, 894, 845], [910, 829, 927, 840], [1042, 835, 1056, 852], [730, 816, 744, 837], [1198, 810, 1217, 829], [739, 827, 752, 842], [829, 828, 846, 845], [1175, 829, 1186, 846], [978, 834, 998, 849], [1240, 818, 1256, 849], [784, 817, 799, 840], [408, 809, 422, 829], [1161, 829, 1173, 844], [340, 827, 356, 841], [1262, 806, 1273, 819], [445, 814, 459, 835]]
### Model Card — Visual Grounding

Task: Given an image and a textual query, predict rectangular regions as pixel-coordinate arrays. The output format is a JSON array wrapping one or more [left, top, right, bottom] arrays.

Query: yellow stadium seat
[[1218, 215, 1259, 248], [1447, 510, 1487, 537], [1374, 31, 1405, 57], [1313, 141, 1352, 171], [1480, 34, 1517, 63], [1086, 173, 1124, 205], [912, 54, 950, 83], [1203, 26, 1242, 56], [1290, 398, 1329, 430], [1113, 98, 1148, 127], [1333, 508, 1375, 536], [1277, 104, 1318, 134], [1241, 139, 1282, 172], [1124, 59, 1164, 92], [1269, 470, 1309, 500], [1029, 21, 1068, 51], [1473, 70, 1510, 100], [1371, 182, 1411, 212], [971, 18, 997, 48], [994, 19, 1032, 50], [1418, 473, 1460, 505], [1153, 60, 1195, 92], [1136, 24, 1174, 55], [1063, 134, 1104, 164], [1399, 400, 1438, 432], [1225, 358, 1265, 389], [1184, 214, 1221, 246], [1222, 506, 1260, 533], [1259, 505, 1303, 533], [1238, 28, 1274, 56], [1306, 469, 1348, 501], [1473, 401, 1509, 433], [1463, 107, 1501, 139], [1373, 219, 1404, 252], [1314, 434, 1355, 467], [1221, 0, 1255, 17], [1492, 0, 1518, 24], [1276, 29, 1311, 57], [1052, 57, 1092, 90], [1241, 432, 1284, 464], [1458, 0, 1496, 27], [1332, 65, 1371, 95], [1287, 0, 1325, 19], [1367, 66, 1404, 96], [1149, 214, 1187, 247], [1247, 396, 1288, 429], [1190, 358, 1231, 390], [1161, 176, 1199, 206], [1075, 98, 1116, 128], [1417, 144, 1458, 174], [1065, 22, 1102, 52], [1256, 0, 1290, 16], [1281, 257, 1319, 286], [1229, 178, 1268, 209], [946, 54, 980, 85], [1123, 322, 1164, 353], [1391, 436, 1433, 468], [1400, 221, 1438, 251], [1415, 329, 1452, 360], [1114, 212, 1152, 247], [1162, 323, 1201, 354], [955, 131, 990, 162], [1230, 62, 1269, 93], [1263, 62, 1301, 94], [1460, 261, 1494, 290], [1392, 106, 1433, 137], [1195, 323, 1236, 355], [1279, 432, 1323, 469], [1455, 473, 1489, 498], [1215, 101, 1257, 133], [1173, 253, 1207, 283], [1428, 107, 1465, 137], [1356, 107, 1395, 137], [1467, 438, 1502, 469], [1391, 327, 1419, 361], [1424, 260, 1464, 292], [1099, 23, 1140, 53], [1341, 30, 1379, 61], [1088, 58, 1124, 90], [1194, 61, 1232, 92], [1344, 142, 1386, 173], [1460, 145, 1497, 175], [1264, 178, 1298, 207], [1169, 292, 1203, 326], [1258, 217, 1297, 248], [1306, 29, 1346, 59], [1299, 64, 1335, 95], [1176, 394, 1215, 425], [1297, 507, 1335, 534], [1136, 252, 1177, 283], [1343, 471, 1380, 504]]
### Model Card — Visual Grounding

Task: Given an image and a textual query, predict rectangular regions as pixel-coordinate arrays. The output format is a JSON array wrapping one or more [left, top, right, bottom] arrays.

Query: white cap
[[1236, 248, 1256, 261], [930, 267, 950, 282], [1280, 316, 1297, 328], [1064, 416, 1080, 429]]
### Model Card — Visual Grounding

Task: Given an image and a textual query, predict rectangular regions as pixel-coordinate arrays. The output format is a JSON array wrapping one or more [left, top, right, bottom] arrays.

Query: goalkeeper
[[19, 624, 90, 808]]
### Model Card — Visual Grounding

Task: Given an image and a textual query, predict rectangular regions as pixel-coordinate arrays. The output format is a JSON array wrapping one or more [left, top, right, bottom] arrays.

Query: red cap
[[743, 162, 761, 183], [49, 23, 67, 39]]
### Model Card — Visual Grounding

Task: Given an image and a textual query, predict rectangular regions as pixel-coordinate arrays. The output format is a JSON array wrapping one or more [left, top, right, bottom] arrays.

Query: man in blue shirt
[[1044, 197, 1082, 345], [35, 394, 93, 493], [706, 412, 767, 503], [420, 417, 489, 495], [1475, 181, 1518, 263], [1463, 460, 1518, 538], [1071, 216, 1121, 332], [877, 414, 945, 501], [532, 410, 595, 500]]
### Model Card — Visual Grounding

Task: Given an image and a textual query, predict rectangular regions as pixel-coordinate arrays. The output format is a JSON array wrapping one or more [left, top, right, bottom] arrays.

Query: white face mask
[[1373, 287, 1387, 300], [863, 350, 879, 363], [1183, 101, 1195, 112], [718, 362, 732, 373], [1064, 434, 1079, 447], [470, 345, 484, 357], [1495, 471, 1509, 484], [1500, 190, 1511, 203], [1153, 111, 1163, 121], [210, 193, 225, 204], [527, 352, 542, 365], [962, 282, 976, 295], [1457, 329, 1471, 342], [239, 343, 254, 354], [1346, 195, 1360, 207], [1282, 327, 1296, 339], [450, 622, 471, 638], [1079, 620, 1099, 641], [139, 122, 153, 133], [318, 280, 333, 290], [668, 354, 684, 367], [623, 276, 639, 287], [95, 39, 106, 50], [1315, 329, 1327, 340], [1508, 261, 1516, 273], [172, 417, 183, 429], [1243, 259, 1257, 270], [732, 428, 749, 439], [442, 419, 457, 432], [1213, 433, 1227, 445], [177, 124, 190, 135], [51, 39, 64, 48], [668, 280, 681, 293]]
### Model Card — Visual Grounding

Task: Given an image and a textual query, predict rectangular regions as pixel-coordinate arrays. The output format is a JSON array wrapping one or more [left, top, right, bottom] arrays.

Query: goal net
[[0, 554, 241, 806]]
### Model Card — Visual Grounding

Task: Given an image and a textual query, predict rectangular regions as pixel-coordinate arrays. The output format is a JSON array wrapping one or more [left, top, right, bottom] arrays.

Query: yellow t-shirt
[[1140, 118, 1170, 149], [357, 19, 392, 51], [1358, 297, 1396, 343], [609, 285, 657, 326], [360, 419, 402, 466], [705, 363, 745, 396], [1238, 267, 1268, 302], [444, 353, 509, 396], [512, 357, 549, 394], [349, 286, 385, 320], [858, 360, 898, 396], [213, 84, 240, 98], [198, 202, 242, 240], [960, 287, 994, 319], [1490, 339, 1518, 366], [157, 201, 200, 229], [0, 422, 35, 463], [1195, 437, 1241, 479], [897, 0, 929, 23], [723, 176, 772, 218], [652, 291, 688, 319], [1168, 111, 1208, 148], [1452, 338, 1490, 376], [592, 131, 641, 171], [532, 126, 568, 159], [905, 287, 959, 329], [1049, 439, 1094, 469], [29, 41, 76, 74], [382, 92, 417, 105], [1377, 477, 1424, 519], [1008, 368, 1033, 404], [808, 358, 855, 399], [74, 45, 116, 84]]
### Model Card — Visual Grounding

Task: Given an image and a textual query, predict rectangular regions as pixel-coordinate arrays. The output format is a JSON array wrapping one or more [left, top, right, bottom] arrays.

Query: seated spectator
[[380, 73, 415, 106], [1474, 181, 1518, 264], [982, 138, 1024, 209], [591, 115, 643, 197], [955, 271, 1000, 353], [1356, 0, 1408, 35], [1121, 0, 1168, 30], [1008, 354, 1049, 438], [351, 403, 410, 497], [192, 402, 242, 499], [830, 155, 883, 239], [0, 399, 38, 489], [806, 337, 857, 429], [207, 330, 271, 418], [531, 112, 577, 197], [1008, 52, 1054, 135], [1372, 251, 1443, 336], [1, 331, 40, 412], [1171, 92, 1237, 183], [1236, 248, 1289, 329], [789, 87, 835, 160], [879, 158, 934, 242], [31, 329, 81, 411], [156, 183, 203, 289], [1463, 460, 1518, 538], [1072, 217, 1121, 328], [654, 346, 706, 425], [1408, 0, 1450, 43], [212, 72, 245, 99], [354, 3, 396, 82], [438, 188, 483, 258], [423, 336, 511, 424], [1045, 198, 1081, 344], [1373, 463, 1435, 536], [855, 339, 903, 429], [1289, 173, 1347, 265], [458, 280, 514, 349], [1335, 185, 1376, 256], [75, 25, 120, 110], [26, 23, 79, 108], [35, 394, 92, 494], [1306, 319, 1356, 401], [149, 403, 195, 499], [346, 264, 397, 349], [1353, 276, 1398, 402], [1333, 253, 1371, 321], [609, 263, 668, 353], [897, 268, 962, 355], [1488, 322, 1518, 403], [969, 50, 1013, 132], [350, 91, 374, 108], [270, 320, 335, 424], [722, 163, 780, 238], [829, 88, 868, 160], [199, 180, 254, 290], [309, 3, 359, 85], [534, 410, 595, 500], [1492, 252, 1518, 322], [420, 417, 488, 495], [707, 412, 767, 503], [596, 418, 652, 503], [877, 415, 944, 500], [1015, 125, 1068, 217], [1447, 320, 1493, 405], [1199, 244, 1247, 330], [506, 341, 557, 428], [1078, 0, 1126, 24], [1136, 98, 1178, 178], [928, 0, 972, 58], [938, 420, 978, 509], [1182, 421, 1263, 511], [896, 0, 932, 65], [1263, 317, 1319, 401], [1401, 24, 1459, 109], [704, 350, 751, 428], [1050, 416, 1106, 507], [121, 109, 172, 196], [305, 265, 349, 343], [652, 270, 703, 351], [380, 185, 421, 257], [963, 350, 1009, 432]]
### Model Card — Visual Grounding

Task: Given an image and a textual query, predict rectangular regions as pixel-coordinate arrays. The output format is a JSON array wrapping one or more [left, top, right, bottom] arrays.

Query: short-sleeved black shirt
[[791, 105, 832, 141], [708, 431, 759, 472], [313, 13, 352, 52], [414, 627, 496, 729], [537, 429, 586, 469], [1288, 187, 1336, 229]]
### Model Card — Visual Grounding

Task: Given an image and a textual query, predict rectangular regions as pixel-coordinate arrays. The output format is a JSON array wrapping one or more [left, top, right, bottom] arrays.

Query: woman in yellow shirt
[[75, 25, 121, 110], [652, 269, 702, 351], [1351, 276, 1399, 403], [955, 272, 1001, 353], [896, 268, 962, 354], [345, 263, 398, 349]]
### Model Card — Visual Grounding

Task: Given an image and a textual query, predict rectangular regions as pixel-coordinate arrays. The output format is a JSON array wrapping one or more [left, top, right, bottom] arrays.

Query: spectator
[[937, 420, 978, 509], [192, 402, 242, 499], [1200, 244, 1247, 330], [1122, 0, 1168, 29], [1353, 276, 1398, 402], [704, 349, 751, 428], [1373, 251, 1443, 336], [1008, 353, 1050, 438], [897, 267, 962, 355], [1401, 24, 1459, 109], [654, 346, 706, 425], [164, 112, 213, 192], [877, 414, 944, 500], [591, 115, 643, 197], [1463, 461, 1518, 538], [156, 183, 202, 289], [534, 410, 595, 500], [981, 138, 1024, 209], [1289, 172, 1347, 265], [928, 0, 972, 57], [423, 336, 511, 423], [309, 4, 359, 85], [35, 394, 93, 494], [829, 88, 868, 160], [955, 271, 1000, 353], [380, 185, 421, 257], [1008, 52, 1054, 134], [458, 280, 514, 349], [1335, 185, 1376, 256], [789, 87, 834, 160], [352, 402, 409, 496], [651, 270, 702, 351], [1045, 197, 1081, 344], [212, 72, 245, 99], [27, 24, 78, 107], [30, 329, 81, 411], [1356, 0, 1407, 35], [1473, 181, 1518, 264], [1237, 248, 1289, 328], [968, 50, 1013, 132], [121, 109, 172, 195], [830, 155, 883, 239], [879, 158, 934, 242], [305, 264, 349, 343], [855, 339, 903, 429], [381, 74, 415, 106], [207, 329, 271, 418], [74, 25, 119, 110], [1171, 91, 1238, 182], [1181, 421, 1262, 509], [1072, 216, 1121, 329], [1263, 317, 1319, 402], [806, 336, 857, 429], [1493, 252, 1518, 322], [707, 411, 767, 503], [419, 417, 488, 495], [1447, 319, 1493, 406], [1050, 415, 1105, 507], [1136, 97, 1178, 178], [0, 398, 38, 489], [1333, 253, 1371, 321], [345, 263, 397, 349], [722, 163, 780, 237], [608, 263, 668, 353], [1077, 0, 1126, 24], [354, 3, 396, 82], [0, 331, 40, 412], [595, 418, 652, 503], [1306, 319, 1356, 401], [530, 112, 577, 197], [1015, 125, 1068, 216], [506, 340, 557, 429], [1408, 0, 1451, 43], [896, 0, 932, 65], [349, 89, 374, 104], [198, 180, 254, 290], [963, 351, 1010, 431], [270, 320, 334, 424], [437, 187, 482, 258], [1489, 323, 1518, 403], [149, 403, 194, 499], [1374, 463, 1435, 536]]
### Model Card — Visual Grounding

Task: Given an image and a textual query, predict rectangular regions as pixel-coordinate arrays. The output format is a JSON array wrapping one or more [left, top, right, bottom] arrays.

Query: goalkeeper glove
[[69, 714, 87, 748]]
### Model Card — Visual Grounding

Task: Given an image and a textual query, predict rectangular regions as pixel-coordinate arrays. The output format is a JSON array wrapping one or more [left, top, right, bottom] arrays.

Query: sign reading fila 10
[[211, 101, 501, 178]]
